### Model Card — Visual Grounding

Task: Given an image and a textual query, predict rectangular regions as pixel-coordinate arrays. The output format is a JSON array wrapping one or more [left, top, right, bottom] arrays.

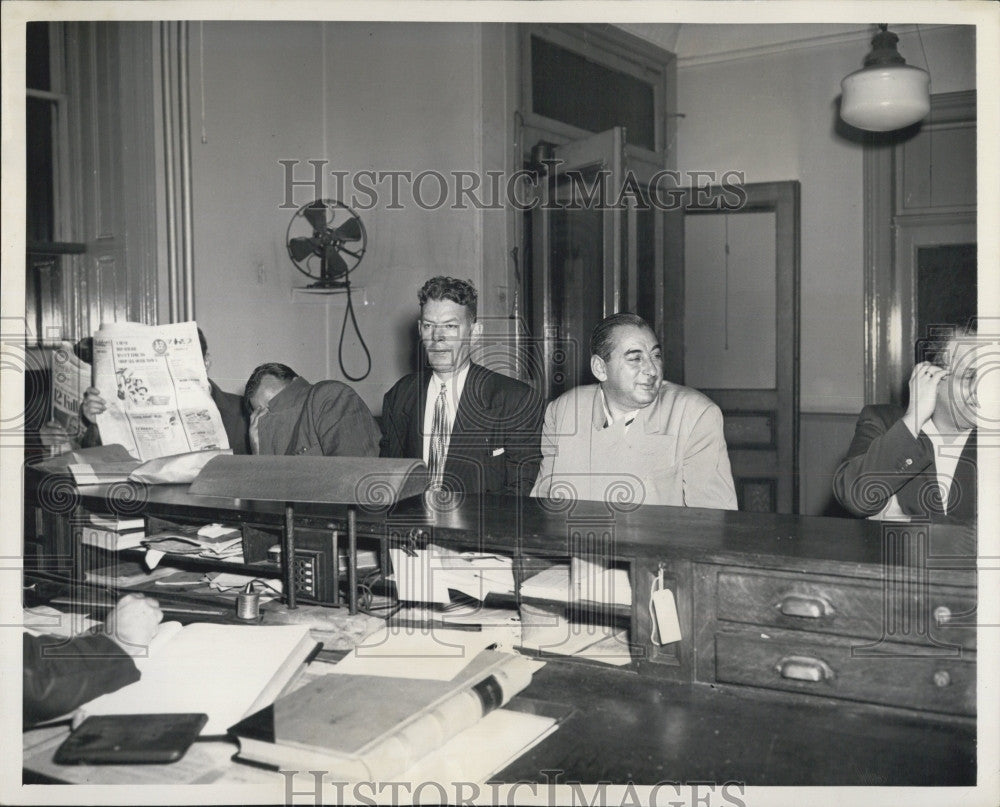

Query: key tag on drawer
[[650, 568, 681, 645]]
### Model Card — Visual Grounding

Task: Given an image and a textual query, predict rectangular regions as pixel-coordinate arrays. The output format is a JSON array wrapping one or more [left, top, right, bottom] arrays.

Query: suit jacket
[[379, 363, 544, 496], [23, 632, 139, 727], [832, 404, 977, 523], [531, 382, 738, 509], [254, 377, 380, 457], [209, 380, 250, 455]]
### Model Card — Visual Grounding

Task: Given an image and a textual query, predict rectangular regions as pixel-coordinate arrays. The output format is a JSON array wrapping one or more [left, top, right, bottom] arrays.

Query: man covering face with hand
[[833, 326, 982, 523]]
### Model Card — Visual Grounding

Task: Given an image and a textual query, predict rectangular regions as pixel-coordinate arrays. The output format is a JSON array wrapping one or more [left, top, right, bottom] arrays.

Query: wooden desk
[[23, 658, 974, 786], [24, 481, 979, 787]]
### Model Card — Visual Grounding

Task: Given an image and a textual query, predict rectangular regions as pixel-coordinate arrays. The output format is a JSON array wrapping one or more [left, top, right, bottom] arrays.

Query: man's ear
[[591, 354, 608, 382], [471, 320, 484, 340]]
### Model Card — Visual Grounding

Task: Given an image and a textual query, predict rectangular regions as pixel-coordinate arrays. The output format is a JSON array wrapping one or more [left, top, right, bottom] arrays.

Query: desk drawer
[[716, 570, 976, 650], [715, 630, 975, 716]]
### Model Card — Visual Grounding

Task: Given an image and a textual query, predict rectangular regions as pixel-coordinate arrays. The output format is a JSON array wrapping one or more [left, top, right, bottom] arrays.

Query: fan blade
[[323, 246, 350, 279], [303, 200, 329, 233], [289, 236, 320, 262], [333, 217, 362, 242]]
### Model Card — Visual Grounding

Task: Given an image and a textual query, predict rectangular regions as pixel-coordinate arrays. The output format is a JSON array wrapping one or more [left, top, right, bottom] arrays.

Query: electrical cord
[[338, 279, 371, 382]]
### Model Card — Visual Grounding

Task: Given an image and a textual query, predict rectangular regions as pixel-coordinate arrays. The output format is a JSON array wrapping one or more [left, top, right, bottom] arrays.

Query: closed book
[[230, 650, 537, 779]]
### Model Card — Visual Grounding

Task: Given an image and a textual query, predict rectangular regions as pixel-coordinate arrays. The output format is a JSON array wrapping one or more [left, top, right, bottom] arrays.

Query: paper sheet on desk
[[332, 625, 515, 680], [520, 561, 632, 607], [400, 707, 559, 784], [389, 545, 516, 604], [23, 606, 101, 638], [76, 622, 314, 735]]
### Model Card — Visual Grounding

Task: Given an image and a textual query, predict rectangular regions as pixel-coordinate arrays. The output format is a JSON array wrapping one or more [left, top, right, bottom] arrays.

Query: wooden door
[[57, 22, 159, 342], [526, 127, 680, 402], [528, 128, 626, 401], [683, 182, 800, 514]]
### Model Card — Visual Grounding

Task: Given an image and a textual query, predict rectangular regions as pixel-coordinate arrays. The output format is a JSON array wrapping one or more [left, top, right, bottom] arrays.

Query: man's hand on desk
[[104, 593, 163, 657]]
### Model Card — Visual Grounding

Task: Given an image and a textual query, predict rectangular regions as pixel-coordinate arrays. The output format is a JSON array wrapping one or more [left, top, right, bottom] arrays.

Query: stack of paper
[[388, 544, 515, 605], [84, 560, 182, 588], [520, 561, 632, 607], [81, 515, 146, 551], [519, 563, 633, 666], [142, 525, 243, 561]]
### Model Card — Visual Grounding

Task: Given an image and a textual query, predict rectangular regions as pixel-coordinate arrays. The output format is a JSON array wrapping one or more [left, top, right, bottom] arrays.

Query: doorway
[[524, 127, 682, 401]]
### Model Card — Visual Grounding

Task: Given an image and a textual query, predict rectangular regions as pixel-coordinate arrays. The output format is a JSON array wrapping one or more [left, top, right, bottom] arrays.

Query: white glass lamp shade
[[841, 63, 931, 131]]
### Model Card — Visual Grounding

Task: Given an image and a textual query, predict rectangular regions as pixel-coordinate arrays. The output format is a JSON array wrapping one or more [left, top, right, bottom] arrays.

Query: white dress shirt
[[421, 362, 471, 465]]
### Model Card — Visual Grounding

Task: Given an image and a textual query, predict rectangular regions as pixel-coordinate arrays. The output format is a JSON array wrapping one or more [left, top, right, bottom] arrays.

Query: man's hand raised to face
[[902, 362, 947, 438]]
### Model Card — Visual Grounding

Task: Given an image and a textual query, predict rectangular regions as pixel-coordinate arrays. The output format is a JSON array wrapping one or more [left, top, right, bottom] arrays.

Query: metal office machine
[[189, 455, 428, 613]]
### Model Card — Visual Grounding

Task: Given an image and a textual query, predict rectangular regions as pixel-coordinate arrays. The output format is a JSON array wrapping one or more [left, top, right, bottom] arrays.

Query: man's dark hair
[[590, 312, 654, 361], [72, 337, 93, 365], [197, 327, 208, 358], [916, 320, 978, 368], [244, 362, 298, 407], [418, 276, 478, 321]]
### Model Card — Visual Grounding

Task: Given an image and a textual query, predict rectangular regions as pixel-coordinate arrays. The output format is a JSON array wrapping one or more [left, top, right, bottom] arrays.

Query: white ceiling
[[618, 23, 887, 66]]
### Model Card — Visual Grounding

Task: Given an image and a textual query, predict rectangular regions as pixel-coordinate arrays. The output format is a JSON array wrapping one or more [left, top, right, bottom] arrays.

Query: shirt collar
[[920, 417, 973, 446], [430, 362, 472, 403], [592, 386, 642, 430]]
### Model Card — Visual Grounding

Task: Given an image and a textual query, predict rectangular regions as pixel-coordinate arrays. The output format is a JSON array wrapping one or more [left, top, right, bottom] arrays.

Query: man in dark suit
[[833, 329, 979, 523], [380, 277, 544, 496]]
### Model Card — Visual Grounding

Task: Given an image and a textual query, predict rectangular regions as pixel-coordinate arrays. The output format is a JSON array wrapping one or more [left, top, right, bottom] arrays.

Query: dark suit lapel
[[896, 433, 936, 515], [406, 373, 428, 459], [452, 364, 502, 442], [949, 429, 977, 519], [444, 364, 492, 492]]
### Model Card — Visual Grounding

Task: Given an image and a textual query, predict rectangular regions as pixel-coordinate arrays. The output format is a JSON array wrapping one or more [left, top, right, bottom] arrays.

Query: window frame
[[518, 23, 673, 166]]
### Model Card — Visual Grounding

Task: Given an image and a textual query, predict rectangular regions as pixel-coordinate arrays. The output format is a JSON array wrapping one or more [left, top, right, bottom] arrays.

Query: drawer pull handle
[[933, 606, 952, 624], [933, 670, 951, 688], [777, 594, 834, 619], [776, 655, 834, 683]]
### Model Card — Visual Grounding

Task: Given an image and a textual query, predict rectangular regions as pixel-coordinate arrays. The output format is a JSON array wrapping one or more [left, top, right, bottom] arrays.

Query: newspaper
[[50, 341, 90, 440], [92, 321, 230, 461]]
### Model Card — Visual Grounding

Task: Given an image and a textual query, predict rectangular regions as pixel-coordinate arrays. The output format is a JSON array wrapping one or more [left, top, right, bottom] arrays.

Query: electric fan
[[284, 199, 371, 381], [286, 199, 366, 289]]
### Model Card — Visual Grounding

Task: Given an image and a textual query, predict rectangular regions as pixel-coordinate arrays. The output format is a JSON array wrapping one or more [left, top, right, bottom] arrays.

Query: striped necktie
[[428, 382, 448, 490]]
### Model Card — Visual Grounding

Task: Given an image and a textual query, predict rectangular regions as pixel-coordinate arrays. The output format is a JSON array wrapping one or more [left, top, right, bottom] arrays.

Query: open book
[[75, 622, 318, 735]]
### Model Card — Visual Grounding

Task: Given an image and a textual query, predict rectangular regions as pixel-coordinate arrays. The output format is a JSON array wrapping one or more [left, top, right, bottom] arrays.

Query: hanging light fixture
[[840, 24, 930, 132]]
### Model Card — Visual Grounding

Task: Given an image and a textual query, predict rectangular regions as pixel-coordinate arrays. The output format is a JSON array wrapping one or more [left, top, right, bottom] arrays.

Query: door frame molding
[[863, 90, 976, 406], [682, 180, 801, 513]]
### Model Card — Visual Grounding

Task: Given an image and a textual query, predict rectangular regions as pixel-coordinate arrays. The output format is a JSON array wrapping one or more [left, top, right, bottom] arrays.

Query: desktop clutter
[[28, 557, 586, 782], [28, 503, 639, 782], [26, 452, 643, 783]]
